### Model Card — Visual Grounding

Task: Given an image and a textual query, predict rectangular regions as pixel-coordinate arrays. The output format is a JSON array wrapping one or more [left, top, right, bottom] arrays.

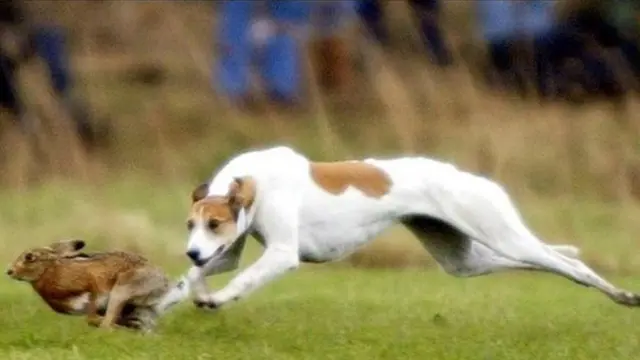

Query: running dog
[[172, 146, 640, 310]]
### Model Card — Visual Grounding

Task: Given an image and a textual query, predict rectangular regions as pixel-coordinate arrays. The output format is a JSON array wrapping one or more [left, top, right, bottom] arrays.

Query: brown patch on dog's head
[[187, 177, 256, 243], [310, 161, 392, 198]]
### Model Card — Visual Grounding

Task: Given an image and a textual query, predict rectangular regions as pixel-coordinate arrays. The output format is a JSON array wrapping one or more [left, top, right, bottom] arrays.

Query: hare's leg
[[86, 292, 105, 327], [101, 267, 167, 330], [114, 303, 141, 328], [119, 307, 157, 332], [100, 270, 141, 329]]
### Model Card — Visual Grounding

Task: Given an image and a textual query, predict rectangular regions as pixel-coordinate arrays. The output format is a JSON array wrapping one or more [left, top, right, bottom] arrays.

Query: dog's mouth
[[194, 245, 226, 267]]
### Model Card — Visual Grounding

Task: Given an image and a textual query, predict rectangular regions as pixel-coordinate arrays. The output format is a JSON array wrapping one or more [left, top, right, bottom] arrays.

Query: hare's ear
[[191, 182, 209, 204], [50, 239, 86, 255], [227, 177, 256, 214]]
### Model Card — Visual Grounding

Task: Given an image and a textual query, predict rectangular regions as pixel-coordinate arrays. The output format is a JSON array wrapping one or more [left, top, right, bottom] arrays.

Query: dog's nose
[[186, 250, 200, 262], [6, 269, 13, 276]]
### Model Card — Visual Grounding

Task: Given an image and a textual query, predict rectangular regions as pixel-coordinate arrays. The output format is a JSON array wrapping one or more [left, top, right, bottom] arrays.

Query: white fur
[[66, 293, 109, 315], [170, 146, 639, 309]]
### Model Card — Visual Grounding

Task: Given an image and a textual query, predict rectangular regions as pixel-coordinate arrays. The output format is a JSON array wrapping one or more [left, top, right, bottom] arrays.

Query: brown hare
[[6, 239, 189, 332]]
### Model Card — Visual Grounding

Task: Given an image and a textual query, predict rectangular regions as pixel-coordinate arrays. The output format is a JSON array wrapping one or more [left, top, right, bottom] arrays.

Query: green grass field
[[1, 179, 640, 360], [3, 268, 640, 360]]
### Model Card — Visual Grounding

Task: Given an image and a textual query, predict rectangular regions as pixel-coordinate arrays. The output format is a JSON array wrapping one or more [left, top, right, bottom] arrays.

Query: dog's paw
[[193, 298, 220, 310], [193, 294, 224, 310]]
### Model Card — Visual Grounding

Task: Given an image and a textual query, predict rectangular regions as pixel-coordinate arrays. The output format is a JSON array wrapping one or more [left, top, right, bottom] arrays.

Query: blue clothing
[[214, 0, 314, 103], [477, 0, 558, 41], [214, 1, 253, 101], [33, 25, 71, 95], [476, 1, 518, 42], [520, 0, 557, 37], [267, 0, 311, 25]]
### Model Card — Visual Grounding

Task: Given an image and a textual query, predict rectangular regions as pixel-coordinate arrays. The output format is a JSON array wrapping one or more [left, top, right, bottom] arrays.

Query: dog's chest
[[297, 206, 396, 262]]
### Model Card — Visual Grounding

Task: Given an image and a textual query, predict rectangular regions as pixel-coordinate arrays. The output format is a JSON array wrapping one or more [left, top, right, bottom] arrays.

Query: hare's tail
[[154, 275, 191, 314]]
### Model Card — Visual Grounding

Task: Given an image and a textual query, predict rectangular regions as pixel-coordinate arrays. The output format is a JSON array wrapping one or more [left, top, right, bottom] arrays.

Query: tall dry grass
[[3, 1, 640, 271]]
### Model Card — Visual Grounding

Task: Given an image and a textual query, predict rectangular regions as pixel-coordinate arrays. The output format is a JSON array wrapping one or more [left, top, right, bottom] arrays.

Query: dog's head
[[185, 177, 255, 266], [6, 239, 86, 282]]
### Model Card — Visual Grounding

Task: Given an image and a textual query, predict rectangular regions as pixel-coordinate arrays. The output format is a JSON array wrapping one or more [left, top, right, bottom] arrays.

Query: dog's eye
[[186, 220, 195, 231], [207, 219, 219, 231], [24, 253, 34, 262]]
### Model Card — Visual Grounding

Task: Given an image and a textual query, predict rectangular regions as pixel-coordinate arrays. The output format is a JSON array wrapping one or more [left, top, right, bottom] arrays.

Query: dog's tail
[[548, 244, 581, 259], [154, 275, 191, 314]]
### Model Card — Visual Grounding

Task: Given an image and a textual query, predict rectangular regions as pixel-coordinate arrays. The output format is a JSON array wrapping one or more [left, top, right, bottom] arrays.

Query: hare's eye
[[186, 220, 195, 231], [24, 253, 34, 262], [207, 219, 219, 231]]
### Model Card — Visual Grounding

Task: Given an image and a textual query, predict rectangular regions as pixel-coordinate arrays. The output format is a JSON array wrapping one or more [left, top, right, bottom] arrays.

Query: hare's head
[[6, 240, 86, 282]]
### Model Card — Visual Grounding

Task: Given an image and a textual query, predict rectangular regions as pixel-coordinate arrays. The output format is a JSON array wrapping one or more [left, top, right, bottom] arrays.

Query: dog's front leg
[[188, 235, 247, 305], [200, 245, 299, 309], [197, 185, 301, 309], [186, 265, 211, 305]]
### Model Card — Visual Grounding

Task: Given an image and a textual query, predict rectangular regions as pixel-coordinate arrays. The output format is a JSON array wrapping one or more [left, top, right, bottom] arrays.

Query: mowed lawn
[[2, 267, 640, 360]]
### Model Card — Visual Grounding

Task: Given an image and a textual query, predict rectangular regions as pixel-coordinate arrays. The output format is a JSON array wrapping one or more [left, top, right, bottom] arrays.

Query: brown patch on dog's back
[[310, 161, 392, 198]]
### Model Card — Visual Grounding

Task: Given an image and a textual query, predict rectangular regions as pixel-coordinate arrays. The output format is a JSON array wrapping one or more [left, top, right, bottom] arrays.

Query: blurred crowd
[[211, 0, 640, 106], [0, 0, 106, 148], [1, 0, 640, 148]]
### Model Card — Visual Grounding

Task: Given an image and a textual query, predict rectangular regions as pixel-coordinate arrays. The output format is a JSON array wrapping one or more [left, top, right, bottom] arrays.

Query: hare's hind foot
[[119, 307, 158, 332], [87, 316, 102, 328]]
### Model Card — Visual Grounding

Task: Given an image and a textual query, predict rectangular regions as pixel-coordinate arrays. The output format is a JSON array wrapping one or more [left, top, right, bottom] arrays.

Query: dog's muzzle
[[186, 245, 226, 267]]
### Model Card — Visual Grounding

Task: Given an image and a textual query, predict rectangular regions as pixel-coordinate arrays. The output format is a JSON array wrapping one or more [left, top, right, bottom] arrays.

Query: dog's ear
[[227, 177, 256, 213], [50, 239, 86, 256], [191, 182, 209, 204]]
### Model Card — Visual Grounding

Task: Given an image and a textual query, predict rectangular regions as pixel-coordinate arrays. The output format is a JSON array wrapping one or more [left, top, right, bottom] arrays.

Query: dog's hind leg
[[403, 215, 540, 277], [481, 202, 640, 307], [548, 244, 580, 259], [518, 243, 640, 307], [478, 216, 640, 307], [403, 215, 640, 307]]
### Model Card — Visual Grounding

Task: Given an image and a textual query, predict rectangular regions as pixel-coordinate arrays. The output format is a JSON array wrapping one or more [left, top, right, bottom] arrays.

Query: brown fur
[[309, 161, 392, 198], [7, 240, 169, 332], [187, 177, 256, 245], [191, 182, 209, 204]]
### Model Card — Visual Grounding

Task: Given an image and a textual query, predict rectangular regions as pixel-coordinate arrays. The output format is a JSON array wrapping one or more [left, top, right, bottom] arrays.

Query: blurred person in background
[[475, 0, 526, 94], [407, 0, 453, 67], [214, 0, 311, 109], [0, 0, 29, 127], [309, 0, 358, 96], [260, 0, 311, 106], [356, 0, 453, 67], [356, 0, 388, 46], [578, 0, 640, 91], [0, 0, 107, 148], [518, 0, 559, 99], [214, 1, 254, 107]]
